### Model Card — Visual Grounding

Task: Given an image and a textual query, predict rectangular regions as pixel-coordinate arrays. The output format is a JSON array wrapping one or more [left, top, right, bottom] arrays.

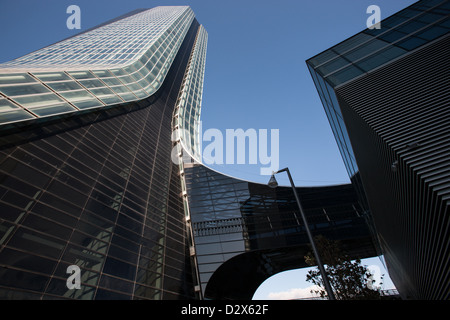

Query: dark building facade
[[307, 0, 449, 299], [0, 7, 205, 300]]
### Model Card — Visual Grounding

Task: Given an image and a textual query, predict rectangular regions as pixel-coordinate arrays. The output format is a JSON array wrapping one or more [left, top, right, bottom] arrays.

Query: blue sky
[[0, 0, 416, 299]]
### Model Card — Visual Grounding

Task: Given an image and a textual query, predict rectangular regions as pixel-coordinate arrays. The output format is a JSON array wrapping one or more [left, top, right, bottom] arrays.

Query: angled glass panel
[[0, 98, 35, 123], [333, 33, 374, 54], [396, 20, 428, 34], [29, 103, 76, 116], [439, 18, 450, 28], [33, 72, 71, 82], [117, 93, 137, 102], [92, 70, 115, 78], [343, 38, 391, 62], [325, 65, 364, 87], [67, 71, 96, 80], [308, 50, 339, 68], [416, 12, 446, 23], [58, 90, 97, 102], [396, 36, 428, 50], [415, 24, 449, 41], [317, 57, 350, 77], [100, 77, 122, 86], [107, 85, 132, 94], [78, 79, 105, 89], [132, 90, 148, 99], [357, 46, 407, 72], [114, 75, 135, 84], [0, 73, 36, 84], [72, 99, 104, 110], [110, 69, 127, 77], [12, 93, 65, 108], [0, 98, 23, 113], [0, 83, 51, 97], [89, 87, 117, 98], [382, 15, 409, 29], [397, 7, 423, 19], [46, 81, 83, 92]]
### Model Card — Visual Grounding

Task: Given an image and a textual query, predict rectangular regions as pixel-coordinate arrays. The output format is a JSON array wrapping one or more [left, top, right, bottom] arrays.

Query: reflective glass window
[[100, 77, 122, 86], [73, 99, 103, 109], [326, 65, 364, 86], [59, 90, 96, 102], [397, 20, 428, 34], [46, 81, 83, 92], [396, 36, 427, 50], [0, 73, 36, 84], [343, 38, 390, 62], [416, 25, 449, 40], [33, 72, 71, 81], [357, 46, 406, 71], [68, 71, 96, 80], [0, 83, 51, 96], [29, 104, 75, 116], [317, 57, 350, 77], [78, 79, 105, 88], [333, 33, 374, 54], [13, 94, 65, 108]]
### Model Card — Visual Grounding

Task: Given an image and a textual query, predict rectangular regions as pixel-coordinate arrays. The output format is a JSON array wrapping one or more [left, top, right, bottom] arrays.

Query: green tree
[[304, 235, 383, 300]]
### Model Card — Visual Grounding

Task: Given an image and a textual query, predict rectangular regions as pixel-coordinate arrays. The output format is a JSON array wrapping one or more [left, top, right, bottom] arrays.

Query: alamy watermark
[[172, 122, 279, 176], [66, 265, 81, 289], [66, 5, 81, 30], [367, 5, 381, 29]]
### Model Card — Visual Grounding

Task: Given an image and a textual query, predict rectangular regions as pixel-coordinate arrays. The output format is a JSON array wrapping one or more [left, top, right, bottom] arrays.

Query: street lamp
[[268, 168, 336, 300]]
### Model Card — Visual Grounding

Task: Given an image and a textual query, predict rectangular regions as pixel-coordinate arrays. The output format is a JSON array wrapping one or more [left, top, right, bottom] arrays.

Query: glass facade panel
[[73, 99, 104, 110], [58, 90, 97, 102], [343, 38, 390, 62], [68, 71, 96, 80], [326, 65, 364, 87], [12, 94, 67, 108], [33, 72, 72, 82], [361, 45, 407, 70], [0, 83, 51, 96], [46, 81, 83, 92], [416, 24, 449, 40], [0, 73, 36, 84], [0, 108, 35, 124]]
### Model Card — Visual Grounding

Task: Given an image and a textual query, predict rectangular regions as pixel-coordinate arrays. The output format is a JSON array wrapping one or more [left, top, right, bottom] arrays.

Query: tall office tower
[[307, 0, 449, 299], [0, 6, 207, 299]]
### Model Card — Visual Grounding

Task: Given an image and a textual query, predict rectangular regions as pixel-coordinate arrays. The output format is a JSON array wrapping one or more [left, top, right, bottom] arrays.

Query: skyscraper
[[0, 6, 207, 300], [307, 0, 449, 299]]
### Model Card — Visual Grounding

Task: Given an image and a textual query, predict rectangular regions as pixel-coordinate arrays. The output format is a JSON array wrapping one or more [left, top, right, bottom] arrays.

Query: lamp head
[[268, 174, 278, 188]]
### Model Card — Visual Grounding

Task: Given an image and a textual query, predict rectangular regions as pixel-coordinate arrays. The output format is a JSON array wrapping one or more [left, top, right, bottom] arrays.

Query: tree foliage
[[304, 235, 383, 300]]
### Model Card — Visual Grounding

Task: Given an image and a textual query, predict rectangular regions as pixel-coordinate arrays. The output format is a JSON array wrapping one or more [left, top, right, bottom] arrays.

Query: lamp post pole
[[269, 167, 336, 300]]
